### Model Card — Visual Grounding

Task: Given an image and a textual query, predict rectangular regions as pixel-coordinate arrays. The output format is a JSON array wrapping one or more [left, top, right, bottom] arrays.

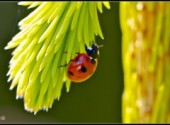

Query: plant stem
[[120, 2, 170, 123]]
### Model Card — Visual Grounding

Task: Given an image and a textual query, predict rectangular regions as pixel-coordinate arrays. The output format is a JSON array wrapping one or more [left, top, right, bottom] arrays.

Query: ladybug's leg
[[58, 64, 68, 68], [58, 59, 73, 68], [90, 58, 97, 64], [64, 52, 80, 55]]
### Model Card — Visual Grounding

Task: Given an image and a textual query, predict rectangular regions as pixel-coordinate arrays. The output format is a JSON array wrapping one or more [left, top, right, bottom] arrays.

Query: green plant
[[5, 1, 110, 114], [120, 2, 170, 123], [4, 1, 170, 123]]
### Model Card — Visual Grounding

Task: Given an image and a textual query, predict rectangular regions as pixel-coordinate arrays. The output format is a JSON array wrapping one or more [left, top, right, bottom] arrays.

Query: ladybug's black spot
[[69, 71, 74, 76], [90, 59, 96, 64], [81, 66, 87, 73]]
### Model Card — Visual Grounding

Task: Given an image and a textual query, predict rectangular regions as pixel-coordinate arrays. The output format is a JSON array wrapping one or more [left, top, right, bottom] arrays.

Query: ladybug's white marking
[[88, 47, 92, 50]]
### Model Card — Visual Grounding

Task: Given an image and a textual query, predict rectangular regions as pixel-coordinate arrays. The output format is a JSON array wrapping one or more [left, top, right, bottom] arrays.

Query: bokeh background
[[0, 2, 123, 123]]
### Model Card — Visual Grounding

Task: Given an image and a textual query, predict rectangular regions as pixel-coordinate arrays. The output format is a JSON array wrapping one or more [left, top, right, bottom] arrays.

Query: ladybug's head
[[85, 44, 103, 59]]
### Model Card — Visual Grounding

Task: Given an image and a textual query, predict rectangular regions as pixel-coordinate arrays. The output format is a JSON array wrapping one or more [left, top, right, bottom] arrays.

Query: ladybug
[[67, 44, 102, 83]]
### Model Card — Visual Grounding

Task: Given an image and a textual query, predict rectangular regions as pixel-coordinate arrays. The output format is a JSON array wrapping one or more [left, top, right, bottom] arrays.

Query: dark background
[[0, 2, 123, 123]]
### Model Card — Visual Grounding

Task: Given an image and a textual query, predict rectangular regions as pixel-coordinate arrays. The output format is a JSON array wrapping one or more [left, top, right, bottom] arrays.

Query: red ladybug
[[67, 44, 102, 83]]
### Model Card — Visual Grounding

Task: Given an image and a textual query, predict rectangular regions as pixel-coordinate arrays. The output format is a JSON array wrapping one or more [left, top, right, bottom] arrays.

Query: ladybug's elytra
[[67, 44, 102, 83]]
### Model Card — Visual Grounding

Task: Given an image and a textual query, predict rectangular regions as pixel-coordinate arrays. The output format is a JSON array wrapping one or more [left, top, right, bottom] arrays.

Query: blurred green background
[[0, 2, 123, 123]]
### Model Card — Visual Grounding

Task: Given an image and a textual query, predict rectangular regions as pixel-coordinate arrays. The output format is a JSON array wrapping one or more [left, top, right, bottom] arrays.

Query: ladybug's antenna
[[97, 44, 104, 48]]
